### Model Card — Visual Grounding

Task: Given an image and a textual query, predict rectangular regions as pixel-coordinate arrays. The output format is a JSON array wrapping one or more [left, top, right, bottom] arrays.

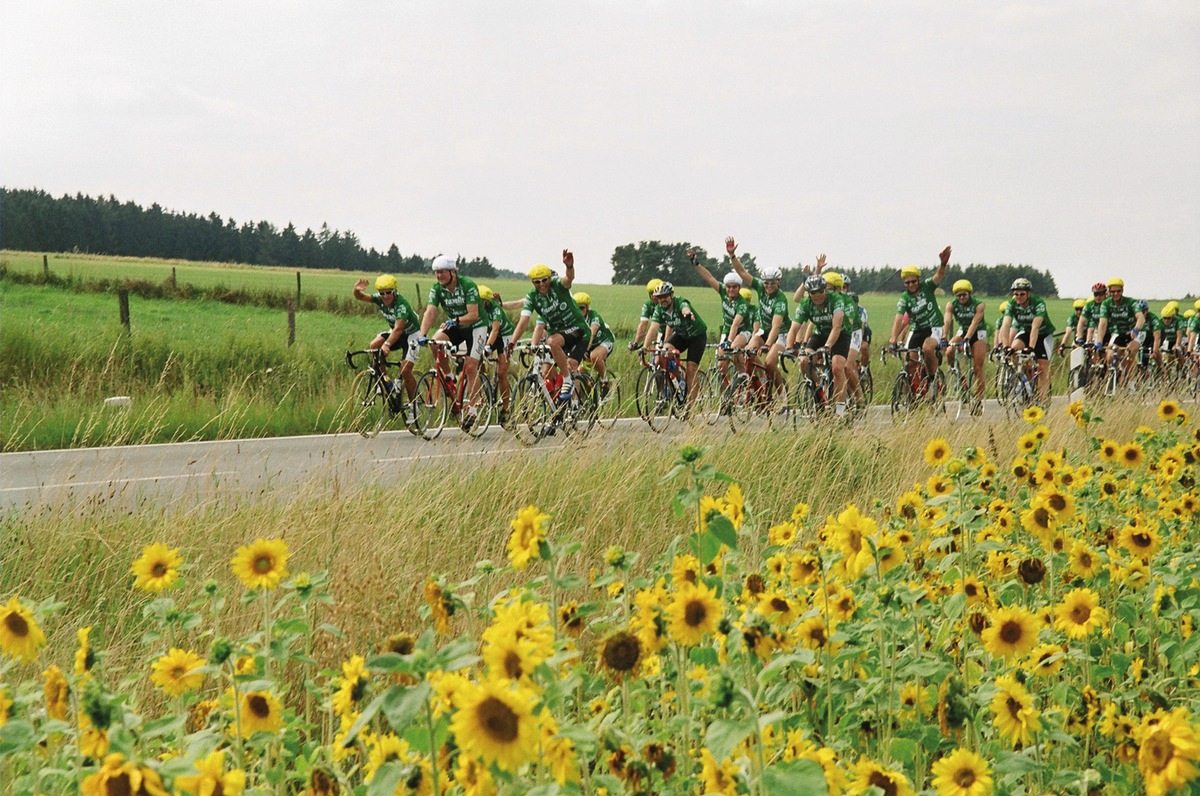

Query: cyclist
[[1154, 301, 1182, 358], [1059, 299, 1085, 354], [887, 246, 952, 385], [1074, 282, 1109, 346], [574, 292, 615, 382], [479, 285, 514, 424], [1186, 304, 1200, 353], [642, 281, 708, 410], [998, 277, 1055, 403], [690, 252, 753, 379], [629, 279, 666, 352], [993, 301, 1008, 339], [418, 254, 486, 427], [509, 250, 588, 401], [727, 237, 789, 393], [851, 292, 872, 367], [353, 274, 421, 412], [941, 278, 987, 412], [821, 271, 864, 404], [1093, 277, 1146, 383], [787, 274, 851, 414]]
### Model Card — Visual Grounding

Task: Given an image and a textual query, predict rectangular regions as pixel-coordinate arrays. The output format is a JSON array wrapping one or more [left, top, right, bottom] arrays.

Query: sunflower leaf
[[340, 689, 388, 746], [0, 720, 35, 755], [706, 514, 737, 549], [366, 762, 408, 796], [705, 716, 757, 762], [381, 681, 432, 735], [762, 760, 828, 795]]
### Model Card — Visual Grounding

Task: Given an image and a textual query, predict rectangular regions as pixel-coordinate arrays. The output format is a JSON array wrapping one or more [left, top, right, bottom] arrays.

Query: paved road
[[0, 394, 1049, 515]]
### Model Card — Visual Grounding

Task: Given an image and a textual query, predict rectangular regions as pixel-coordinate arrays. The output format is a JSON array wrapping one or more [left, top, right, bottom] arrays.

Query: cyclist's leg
[[971, 336, 987, 402]]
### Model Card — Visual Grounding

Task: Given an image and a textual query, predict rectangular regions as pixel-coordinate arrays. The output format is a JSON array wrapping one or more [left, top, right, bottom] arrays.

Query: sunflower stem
[[425, 699, 442, 796]]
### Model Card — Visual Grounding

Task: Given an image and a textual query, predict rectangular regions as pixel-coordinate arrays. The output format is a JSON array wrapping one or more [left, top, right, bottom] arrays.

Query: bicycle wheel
[[412, 371, 450, 440], [726, 374, 753, 432], [569, 373, 598, 438], [594, 376, 622, 430], [644, 370, 673, 432], [460, 377, 495, 438], [692, 369, 723, 427], [766, 381, 794, 430], [859, 365, 874, 405], [634, 366, 654, 421], [347, 370, 389, 438], [509, 377, 551, 446], [890, 375, 915, 421], [930, 369, 947, 414]]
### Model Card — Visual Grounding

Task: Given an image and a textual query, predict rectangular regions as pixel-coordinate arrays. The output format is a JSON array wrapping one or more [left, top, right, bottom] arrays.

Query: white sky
[[4, 1, 1198, 298]]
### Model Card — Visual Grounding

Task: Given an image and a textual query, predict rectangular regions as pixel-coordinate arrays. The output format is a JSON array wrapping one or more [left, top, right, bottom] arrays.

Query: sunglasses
[[811, 288, 826, 294], [1012, 290, 1029, 296], [956, 292, 970, 298], [532, 278, 550, 285], [1110, 287, 1123, 291], [903, 280, 918, 286]]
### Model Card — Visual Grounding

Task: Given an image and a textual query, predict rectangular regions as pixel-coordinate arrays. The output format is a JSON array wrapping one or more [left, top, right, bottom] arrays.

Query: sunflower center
[[603, 633, 641, 672], [1048, 495, 1066, 512], [1033, 507, 1051, 528], [770, 597, 788, 613], [684, 599, 707, 628], [3, 611, 29, 637], [1124, 449, 1139, 462], [253, 555, 274, 574], [1078, 552, 1093, 568], [477, 696, 520, 743], [1000, 621, 1023, 644], [954, 767, 977, 786], [1005, 696, 1022, 719], [810, 627, 827, 646], [1142, 730, 1173, 771], [151, 562, 168, 577], [248, 694, 271, 718], [503, 650, 523, 680], [1070, 603, 1091, 624], [868, 771, 899, 796], [105, 773, 134, 796], [1132, 532, 1151, 548]]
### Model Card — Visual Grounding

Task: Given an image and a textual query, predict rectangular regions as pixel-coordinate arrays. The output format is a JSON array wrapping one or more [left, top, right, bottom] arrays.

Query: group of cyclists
[[353, 240, 1199, 435]]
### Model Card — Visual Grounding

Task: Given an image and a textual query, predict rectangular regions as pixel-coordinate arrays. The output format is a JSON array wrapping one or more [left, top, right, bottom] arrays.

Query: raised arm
[[727, 237, 752, 284], [689, 249, 721, 290], [932, 246, 951, 287], [561, 249, 575, 290], [353, 278, 373, 303]]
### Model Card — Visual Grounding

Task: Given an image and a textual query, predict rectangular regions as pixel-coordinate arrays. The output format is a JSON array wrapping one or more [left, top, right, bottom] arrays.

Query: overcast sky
[[5, 1, 1198, 298]]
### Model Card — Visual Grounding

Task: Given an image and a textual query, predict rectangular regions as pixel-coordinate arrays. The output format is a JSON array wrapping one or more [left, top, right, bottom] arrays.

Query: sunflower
[[981, 606, 1040, 661], [699, 748, 741, 796], [0, 596, 46, 663], [130, 543, 183, 594], [175, 750, 246, 796], [1055, 588, 1109, 640], [1011, 457, 1030, 480], [1068, 541, 1102, 580], [1020, 505, 1056, 538], [896, 490, 924, 521], [78, 714, 109, 760], [1035, 487, 1075, 519], [599, 630, 642, 677], [483, 632, 545, 684], [768, 521, 798, 547], [927, 474, 953, 497], [450, 679, 539, 772], [236, 689, 283, 737], [788, 552, 821, 587], [364, 733, 413, 782], [795, 616, 830, 650], [0, 686, 12, 728], [758, 591, 802, 625], [1099, 439, 1120, 463], [1120, 521, 1162, 560], [1020, 405, 1044, 424], [1157, 399, 1183, 423], [792, 501, 811, 522], [43, 664, 69, 720], [150, 648, 206, 697], [454, 754, 496, 796], [230, 538, 289, 591], [82, 753, 171, 796], [826, 586, 858, 623], [930, 747, 993, 796], [925, 437, 952, 466], [960, 576, 989, 607], [507, 504, 550, 569], [898, 682, 933, 721], [331, 655, 369, 720], [671, 553, 701, 585], [1119, 442, 1146, 469], [667, 581, 722, 646], [424, 578, 455, 635], [849, 758, 916, 796], [825, 503, 878, 579], [1016, 433, 1039, 455], [1137, 707, 1200, 795], [75, 626, 96, 680], [991, 673, 1042, 747]]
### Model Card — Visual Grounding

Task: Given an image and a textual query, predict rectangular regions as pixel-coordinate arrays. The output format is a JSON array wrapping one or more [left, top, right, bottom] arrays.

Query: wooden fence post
[[118, 289, 130, 332], [170, 267, 177, 289], [287, 300, 296, 347], [296, 271, 302, 305], [43, 255, 49, 280], [414, 283, 423, 311]]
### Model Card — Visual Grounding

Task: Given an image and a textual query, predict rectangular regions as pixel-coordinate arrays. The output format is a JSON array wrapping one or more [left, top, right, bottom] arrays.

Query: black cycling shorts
[[806, 331, 851, 360], [1015, 329, 1054, 360], [553, 327, 588, 363], [665, 331, 707, 364]]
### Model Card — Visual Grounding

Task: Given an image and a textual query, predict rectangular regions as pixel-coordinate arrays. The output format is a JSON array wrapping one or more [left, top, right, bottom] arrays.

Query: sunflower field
[[2, 400, 1200, 795]]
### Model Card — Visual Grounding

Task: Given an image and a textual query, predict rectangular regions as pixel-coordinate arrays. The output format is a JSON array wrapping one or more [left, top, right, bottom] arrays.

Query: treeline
[[611, 240, 1059, 296], [0, 187, 523, 279]]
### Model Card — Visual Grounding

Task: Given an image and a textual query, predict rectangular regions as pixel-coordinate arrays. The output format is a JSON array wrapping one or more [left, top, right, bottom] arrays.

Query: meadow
[[0, 399, 1197, 794], [2, 250, 1090, 452]]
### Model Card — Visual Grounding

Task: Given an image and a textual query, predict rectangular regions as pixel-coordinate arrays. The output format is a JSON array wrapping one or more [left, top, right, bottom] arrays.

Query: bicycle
[[507, 343, 599, 444], [1102, 344, 1136, 399], [793, 346, 834, 421], [883, 346, 946, 420], [343, 348, 413, 438], [411, 340, 496, 441], [636, 345, 690, 433], [945, 340, 983, 419], [1066, 343, 1106, 398], [991, 348, 1036, 417]]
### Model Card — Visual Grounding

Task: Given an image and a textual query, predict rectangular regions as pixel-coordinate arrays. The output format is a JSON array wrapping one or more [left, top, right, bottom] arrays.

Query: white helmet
[[432, 254, 457, 272], [722, 272, 743, 286], [760, 267, 783, 281]]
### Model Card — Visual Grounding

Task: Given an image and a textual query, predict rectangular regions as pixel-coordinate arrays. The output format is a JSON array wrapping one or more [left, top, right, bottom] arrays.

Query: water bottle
[[667, 357, 677, 373]]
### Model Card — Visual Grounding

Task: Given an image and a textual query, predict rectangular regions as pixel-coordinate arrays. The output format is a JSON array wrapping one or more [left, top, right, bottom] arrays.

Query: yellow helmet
[[1073, 299, 1086, 310], [375, 274, 398, 291], [1186, 309, 1197, 319], [646, 278, 664, 295], [900, 266, 921, 279], [572, 292, 591, 306], [528, 264, 553, 280], [478, 285, 494, 302], [952, 279, 973, 294], [823, 272, 845, 289], [1106, 277, 1124, 288], [998, 300, 1009, 312], [1160, 300, 1178, 318], [1194, 299, 1200, 311], [739, 288, 754, 302]]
